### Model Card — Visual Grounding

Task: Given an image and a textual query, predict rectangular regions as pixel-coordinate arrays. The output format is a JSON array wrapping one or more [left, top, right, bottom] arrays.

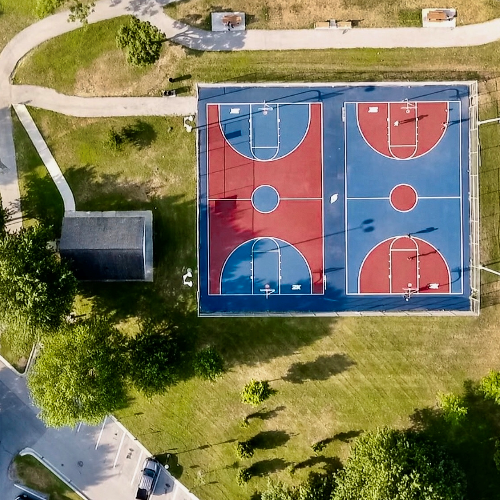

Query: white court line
[[113, 430, 126, 468], [95, 416, 107, 450]]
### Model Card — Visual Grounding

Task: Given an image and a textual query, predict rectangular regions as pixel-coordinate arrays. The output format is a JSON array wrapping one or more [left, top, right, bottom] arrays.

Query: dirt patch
[[73, 44, 187, 97]]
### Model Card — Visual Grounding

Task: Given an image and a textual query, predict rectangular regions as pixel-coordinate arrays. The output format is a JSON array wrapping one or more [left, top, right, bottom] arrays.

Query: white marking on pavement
[[131, 450, 143, 485], [95, 416, 107, 450], [113, 430, 126, 468]]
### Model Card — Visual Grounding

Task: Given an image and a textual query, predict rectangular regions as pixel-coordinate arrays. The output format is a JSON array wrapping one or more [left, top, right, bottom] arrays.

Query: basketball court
[[197, 83, 478, 315]]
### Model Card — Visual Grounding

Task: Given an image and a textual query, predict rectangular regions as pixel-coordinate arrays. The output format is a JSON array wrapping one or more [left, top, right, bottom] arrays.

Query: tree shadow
[[121, 120, 157, 150], [409, 380, 500, 499], [294, 455, 342, 473], [246, 405, 286, 422], [331, 429, 363, 442], [156, 452, 184, 479], [250, 430, 290, 450], [248, 458, 289, 477], [283, 353, 355, 383], [19, 167, 64, 232]]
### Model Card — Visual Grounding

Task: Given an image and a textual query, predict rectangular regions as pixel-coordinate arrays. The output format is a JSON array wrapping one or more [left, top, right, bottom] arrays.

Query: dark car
[[135, 457, 160, 500], [15, 494, 38, 500]]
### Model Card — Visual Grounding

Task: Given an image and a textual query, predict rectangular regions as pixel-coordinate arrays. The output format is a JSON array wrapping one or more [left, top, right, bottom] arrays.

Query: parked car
[[15, 494, 37, 500], [136, 457, 160, 500]]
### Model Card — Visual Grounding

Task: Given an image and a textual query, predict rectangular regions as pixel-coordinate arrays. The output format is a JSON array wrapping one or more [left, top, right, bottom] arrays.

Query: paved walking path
[[14, 104, 75, 212], [11, 85, 197, 117]]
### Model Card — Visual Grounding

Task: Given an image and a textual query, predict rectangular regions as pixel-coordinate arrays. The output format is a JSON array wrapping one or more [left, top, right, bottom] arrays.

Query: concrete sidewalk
[[13, 104, 75, 212], [11, 85, 197, 117]]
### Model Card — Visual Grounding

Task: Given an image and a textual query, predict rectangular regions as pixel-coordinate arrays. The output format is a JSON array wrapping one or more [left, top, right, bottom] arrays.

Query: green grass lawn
[[0, 0, 37, 52], [14, 454, 81, 500]]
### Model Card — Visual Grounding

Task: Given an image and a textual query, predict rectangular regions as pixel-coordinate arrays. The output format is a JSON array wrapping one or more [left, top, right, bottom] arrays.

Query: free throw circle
[[389, 184, 418, 212], [251, 185, 280, 214]]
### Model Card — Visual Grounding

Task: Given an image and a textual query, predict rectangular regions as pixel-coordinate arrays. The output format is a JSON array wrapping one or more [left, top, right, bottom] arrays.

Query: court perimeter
[[197, 83, 479, 316]]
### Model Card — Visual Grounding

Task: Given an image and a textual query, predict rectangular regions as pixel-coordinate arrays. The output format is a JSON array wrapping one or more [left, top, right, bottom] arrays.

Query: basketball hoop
[[259, 283, 275, 299], [258, 102, 272, 116], [402, 282, 418, 301], [402, 100, 417, 114]]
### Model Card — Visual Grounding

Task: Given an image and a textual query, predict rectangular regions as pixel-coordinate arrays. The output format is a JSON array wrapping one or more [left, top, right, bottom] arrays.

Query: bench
[[427, 10, 450, 21], [336, 20, 352, 29], [222, 14, 242, 26]]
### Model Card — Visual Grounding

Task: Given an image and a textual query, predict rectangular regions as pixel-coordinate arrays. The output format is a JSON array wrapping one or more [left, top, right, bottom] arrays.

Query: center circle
[[251, 185, 280, 214], [389, 184, 418, 212]]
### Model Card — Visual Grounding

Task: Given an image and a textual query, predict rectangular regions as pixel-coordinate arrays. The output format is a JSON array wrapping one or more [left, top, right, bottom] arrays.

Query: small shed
[[211, 12, 246, 31], [59, 211, 153, 282]]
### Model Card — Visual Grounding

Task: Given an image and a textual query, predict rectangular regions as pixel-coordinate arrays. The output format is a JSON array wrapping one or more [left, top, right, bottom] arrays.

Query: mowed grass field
[[10, 16, 500, 500], [165, 0, 500, 29]]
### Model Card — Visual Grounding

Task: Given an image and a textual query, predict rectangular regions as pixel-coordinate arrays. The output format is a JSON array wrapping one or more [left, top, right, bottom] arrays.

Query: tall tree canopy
[[333, 428, 466, 500], [116, 17, 166, 66], [128, 319, 186, 397], [27, 317, 128, 427], [0, 225, 76, 330]]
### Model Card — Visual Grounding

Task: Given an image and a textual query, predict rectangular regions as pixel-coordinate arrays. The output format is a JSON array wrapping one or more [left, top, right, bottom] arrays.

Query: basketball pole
[[477, 265, 500, 277], [478, 117, 500, 126]]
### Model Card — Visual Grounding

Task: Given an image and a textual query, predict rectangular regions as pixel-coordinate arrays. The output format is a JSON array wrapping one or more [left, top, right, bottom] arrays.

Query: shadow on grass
[[283, 353, 355, 383], [294, 455, 342, 473], [409, 380, 500, 500], [156, 452, 184, 479], [246, 405, 286, 422], [248, 458, 289, 477], [250, 430, 290, 450], [20, 172, 64, 231], [63, 164, 337, 367]]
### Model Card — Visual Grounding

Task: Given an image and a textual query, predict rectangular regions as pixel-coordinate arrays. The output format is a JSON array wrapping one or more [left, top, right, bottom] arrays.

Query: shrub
[[193, 346, 225, 381], [241, 379, 274, 406], [235, 440, 254, 459], [494, 440, 500, 471], [105, 128, 124, 151], [480, 370, 500, 403], [312, 440, 327, 454], [116, 17, 166, 66], [437, 392, 468, 425], [236, 467, 252, 486]]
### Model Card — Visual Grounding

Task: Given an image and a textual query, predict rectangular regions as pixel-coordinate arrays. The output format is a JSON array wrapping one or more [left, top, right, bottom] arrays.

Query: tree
[[27, 317, 128, 427], [333, 428, 466, 500], [437, 392, 468, 425], [35, 0, 94, 23], [479, 370, 500, 403], [128, 320, 185, 397], [235, 440, 254, 459], [0, 225, 77, 330], [116, 17, 166, 66], [241, 379, 274, 406], [193, 346, 225, 381]]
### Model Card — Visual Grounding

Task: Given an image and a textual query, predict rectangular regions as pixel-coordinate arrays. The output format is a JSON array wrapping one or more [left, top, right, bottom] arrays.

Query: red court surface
[[207, 103, 324, 294], [357, 102, 448, 159], [359, 236, 451, 294]]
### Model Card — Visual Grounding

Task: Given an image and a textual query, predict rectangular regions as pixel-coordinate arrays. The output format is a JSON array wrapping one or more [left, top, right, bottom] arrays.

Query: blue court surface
[[197, 83, 478, 316]]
